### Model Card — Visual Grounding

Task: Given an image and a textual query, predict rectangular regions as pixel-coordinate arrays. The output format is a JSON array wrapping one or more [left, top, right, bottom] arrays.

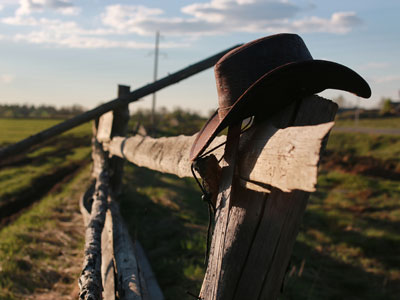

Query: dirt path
[[9, 168, 91, 300], [321, 150, 400, 180], [0, 160, 89, 227]]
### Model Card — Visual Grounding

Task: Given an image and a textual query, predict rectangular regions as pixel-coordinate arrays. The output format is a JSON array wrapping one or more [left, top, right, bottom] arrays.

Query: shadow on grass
[[119, 164, 209, 300], [283, 240, 400, 300], [302, 209, 400, 271], [0, 160, 87, 225], [0, 135, 90, 169]]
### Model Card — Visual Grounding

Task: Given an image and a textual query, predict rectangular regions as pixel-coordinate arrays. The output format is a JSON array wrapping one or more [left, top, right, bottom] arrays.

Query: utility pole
[[151, 31, 160, 136]]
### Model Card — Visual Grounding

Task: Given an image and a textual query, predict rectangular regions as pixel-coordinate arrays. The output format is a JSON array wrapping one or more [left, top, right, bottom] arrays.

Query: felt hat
[[189, 33, 371, 161]]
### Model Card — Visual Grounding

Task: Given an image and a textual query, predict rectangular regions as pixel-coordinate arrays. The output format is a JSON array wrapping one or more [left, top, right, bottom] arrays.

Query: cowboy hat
[[189, 33, 371, 161]]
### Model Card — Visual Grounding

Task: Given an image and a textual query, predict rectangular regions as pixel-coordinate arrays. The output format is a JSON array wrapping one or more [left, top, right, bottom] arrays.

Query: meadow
[[0, 118, 92, 299], [0, 116, 399, 299], [0, 119, 91, 222], [119, 117, 400, 299]]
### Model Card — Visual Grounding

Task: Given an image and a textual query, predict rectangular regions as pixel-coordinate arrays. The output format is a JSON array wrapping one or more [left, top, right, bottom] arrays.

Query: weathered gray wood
[[0, 44, 241, 162], [79, 144, 109, 300], [199, 96, 338, 300], [79, 180, 95, 227], [97, 111, 114, 143], [106, 96, 334, 193], [200, 122, 242, 299], [102, 208, 116, 300], [110, 85, 130, 195], [91, 121, 104, 179], [108, 197, 143, 300], [134, 241, 165, 300]]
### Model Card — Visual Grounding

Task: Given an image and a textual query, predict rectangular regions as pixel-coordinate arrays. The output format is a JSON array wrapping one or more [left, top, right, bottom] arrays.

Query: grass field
[[0, 166, 90, 299], [0, 118, 92, 299], [0, 117, 399, 299], [118, 118, 400, 299], [0, 119, 91, 218], [335, 116, 400, 129]]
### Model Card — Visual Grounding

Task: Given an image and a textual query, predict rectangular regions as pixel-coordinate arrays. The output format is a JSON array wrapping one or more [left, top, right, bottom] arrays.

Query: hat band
[[218, 105, 233, 120]]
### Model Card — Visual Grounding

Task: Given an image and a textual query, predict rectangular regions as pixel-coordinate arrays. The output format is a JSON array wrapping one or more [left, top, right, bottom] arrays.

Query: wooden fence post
[[84, 86, 155, 299], [110, 85, 130, 195], [199, 97, 338, 300], [79, 121, 109, 299]]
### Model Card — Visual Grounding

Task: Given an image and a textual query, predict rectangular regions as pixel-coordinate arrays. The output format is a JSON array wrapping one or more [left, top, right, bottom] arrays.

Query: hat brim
[[190, 59, 371, 161]]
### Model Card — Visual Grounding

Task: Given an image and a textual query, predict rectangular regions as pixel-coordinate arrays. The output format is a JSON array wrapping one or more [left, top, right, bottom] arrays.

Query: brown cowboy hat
[[189, 33, 371, 161]]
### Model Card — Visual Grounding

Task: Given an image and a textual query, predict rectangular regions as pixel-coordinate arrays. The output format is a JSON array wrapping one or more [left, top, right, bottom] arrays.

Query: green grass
[[0, 118, 92, 206], [327, 132, 400, 161], [0, 118, 92, 298], [280, 130, 400, 299], [1, 116, 399, 299], [118, 126, 400, 300], [282, 170, 400, 299], [119, 165, 207, 299], [0, 118, 90, 145], [0, 166, 90, 299], [335, 117, 400, 129]]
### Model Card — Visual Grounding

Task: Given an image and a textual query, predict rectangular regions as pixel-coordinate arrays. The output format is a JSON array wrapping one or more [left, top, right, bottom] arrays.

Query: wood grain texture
[[97, 111, 114, 143], [134, 241, 165, 300], [199, 96, 338, 300], [200, 123, 242, 299], [78, 147, 109, 300], [108, 198, 143, 300], [102, 208, 116, 300], [106, 96, 334, 193]]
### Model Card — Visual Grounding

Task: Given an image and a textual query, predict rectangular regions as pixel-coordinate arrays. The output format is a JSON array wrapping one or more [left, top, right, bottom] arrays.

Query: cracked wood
[[106, 96, 334, 193]]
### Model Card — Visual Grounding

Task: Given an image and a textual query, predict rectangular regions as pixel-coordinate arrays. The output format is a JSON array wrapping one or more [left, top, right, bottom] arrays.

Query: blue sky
[[0, 0, 399, 115]]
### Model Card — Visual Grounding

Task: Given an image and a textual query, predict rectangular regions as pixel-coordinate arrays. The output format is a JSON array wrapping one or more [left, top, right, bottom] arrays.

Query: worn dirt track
[[321, 150, 400, 181]]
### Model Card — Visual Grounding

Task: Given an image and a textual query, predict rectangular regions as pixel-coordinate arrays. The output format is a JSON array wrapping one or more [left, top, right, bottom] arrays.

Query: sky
[[0, 0, 399, 115]]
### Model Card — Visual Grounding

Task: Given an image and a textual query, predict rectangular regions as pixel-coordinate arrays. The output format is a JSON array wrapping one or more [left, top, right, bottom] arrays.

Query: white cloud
[[0, 74, 15, 84], [16, 0, 80, 16], [101, 4, 163, 33], [0, 4, 3, 11], [101, 1, 362, 37], [0, 0, 363, 49], [13, 30, 185, 49], [288, 12, 362, 34], [6, 16, 186, 48], [182, 0, 299, 23]]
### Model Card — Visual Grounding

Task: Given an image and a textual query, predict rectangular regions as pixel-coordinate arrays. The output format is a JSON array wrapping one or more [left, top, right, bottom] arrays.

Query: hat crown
[[215, 33, 313, 118]]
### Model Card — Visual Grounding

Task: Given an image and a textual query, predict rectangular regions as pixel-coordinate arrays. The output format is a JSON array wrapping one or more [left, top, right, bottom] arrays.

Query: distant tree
[[0, 103, 87, 118], [379, 97, 393, 115], [130, 107, 206, 137]]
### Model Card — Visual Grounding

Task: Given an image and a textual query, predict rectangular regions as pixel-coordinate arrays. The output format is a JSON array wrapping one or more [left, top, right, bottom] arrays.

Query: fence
[[0, 45, 338, 300]]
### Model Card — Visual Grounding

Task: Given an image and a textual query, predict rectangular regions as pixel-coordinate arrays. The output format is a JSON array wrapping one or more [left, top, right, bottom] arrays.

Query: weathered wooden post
[[80, 84, 163, 300], [198, 97, 337, 300], [110, 85, 130, 195], [190, 34, 370, 300], [78, 120, 109, 299], [101, 84, 131, 300]]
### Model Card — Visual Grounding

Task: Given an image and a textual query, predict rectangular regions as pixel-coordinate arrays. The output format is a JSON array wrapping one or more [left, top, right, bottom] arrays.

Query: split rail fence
[[0, 45, 338, 300]]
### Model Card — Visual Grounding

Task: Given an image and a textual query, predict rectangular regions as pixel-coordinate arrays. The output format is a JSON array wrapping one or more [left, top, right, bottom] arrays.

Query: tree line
[[0, 104, 86, 119]]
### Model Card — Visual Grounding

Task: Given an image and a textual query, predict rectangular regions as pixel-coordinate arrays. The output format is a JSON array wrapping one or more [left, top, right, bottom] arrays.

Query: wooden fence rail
[[0, 44, 339, 299], [88, 94, 337, 299], [104, 100, 334, 193]]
